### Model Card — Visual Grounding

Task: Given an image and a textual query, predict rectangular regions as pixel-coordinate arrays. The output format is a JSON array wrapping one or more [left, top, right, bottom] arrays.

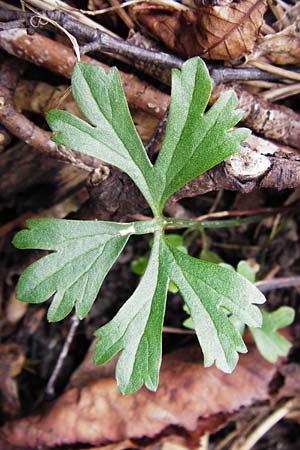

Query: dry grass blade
[[262, 82, 300, 101], [23, 1, 81, 61], [80, 0, 188, 15], [273, 1, 300, 30], [24, 0, 119, 37], [230, 399, 300, 450], [248, 60, 300, 81]]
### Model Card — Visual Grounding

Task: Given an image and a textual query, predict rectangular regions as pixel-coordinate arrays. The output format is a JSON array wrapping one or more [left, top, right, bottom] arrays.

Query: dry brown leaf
[[69, 340, 118, 387], [132, 110, 160, 143], [250, 20, 300, 65], [5, 291, 28, 324], [0, 343, 25, 378], [82, 440, 138, 450], [1, 344, 277, 448], [277, 364, 300, 399], [0, 343, 25, 416], [82, 438, 189, 450], [130, 0, 267, 60]]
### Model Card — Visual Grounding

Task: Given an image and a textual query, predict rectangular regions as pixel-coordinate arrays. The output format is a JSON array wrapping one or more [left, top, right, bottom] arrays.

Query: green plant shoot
[[13, 57, 266, 394]]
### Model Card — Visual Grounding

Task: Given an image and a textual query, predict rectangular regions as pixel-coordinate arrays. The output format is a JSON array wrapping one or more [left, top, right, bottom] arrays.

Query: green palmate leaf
[[250, 307, 294, 363], [94, 231, 169, 394], [14, 57, 266, 395], [167, 247, 265, 372], [46, 58, 249, 215], [154, 58, 250, 210], [46, 63, 158, 214], [13, 219, 135, 321]]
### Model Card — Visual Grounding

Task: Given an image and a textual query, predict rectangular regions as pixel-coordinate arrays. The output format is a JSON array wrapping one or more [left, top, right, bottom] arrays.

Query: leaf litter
[[1, 344, 279, 448]]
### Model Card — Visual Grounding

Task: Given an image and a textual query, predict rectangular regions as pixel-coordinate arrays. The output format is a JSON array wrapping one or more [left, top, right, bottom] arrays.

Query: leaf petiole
[[164, 214, 265, 230]]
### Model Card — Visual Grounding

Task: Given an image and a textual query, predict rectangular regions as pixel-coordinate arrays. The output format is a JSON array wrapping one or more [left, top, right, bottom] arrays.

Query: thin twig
[[0, 84, 96, 171], [107, 0, 135, 30], [195, 205, 300, 222], [0, 7, 291, 84], [46, 314, 80, 396], [255, 276, 300, 293], [262, 82, 300, 101], [23, 0, 119, 37], [145, 109, 168, 159]]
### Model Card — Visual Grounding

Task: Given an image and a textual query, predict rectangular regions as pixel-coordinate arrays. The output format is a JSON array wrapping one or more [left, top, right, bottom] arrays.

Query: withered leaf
[[130, 0, 267, 60], [277, 364, 300, 399], [0, 343, 25, 417], [1, 344, 277, 448], [250, 20, 300, 65]]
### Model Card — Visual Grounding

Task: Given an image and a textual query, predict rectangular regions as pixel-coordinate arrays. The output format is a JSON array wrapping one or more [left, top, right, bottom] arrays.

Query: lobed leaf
[[167, 246, 265, 372], [13, 219, 134, 321], [154, 57, 250, 210], [94, 231, 169, 394], [13, 57, 266, 394], [46, 63, 158, 214]]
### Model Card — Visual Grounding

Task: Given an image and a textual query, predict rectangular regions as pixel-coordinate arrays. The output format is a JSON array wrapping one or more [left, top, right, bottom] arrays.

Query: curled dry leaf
[[0, 343, 25, 416], [182, 0, 235, 7], [250, 20, 300, 65], [1, 345, 277, 448], [130, 0, 267, 60]]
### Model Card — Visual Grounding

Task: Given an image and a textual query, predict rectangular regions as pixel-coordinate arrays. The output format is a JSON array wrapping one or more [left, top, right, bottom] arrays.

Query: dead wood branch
[[212, 83, 300, 150], [3, 27, 294, 152], [0, 84, 97, 172], [0, 19, 299, 217], [0, 7, 289, 85], [173, 136, 300, 201], [0, 28, 169, 118], [13, 79, 160, 144], [84, 135, 300, 221], [0, 57, 98, 171], [0, 125, 11, 151], [0, 142, 87, 214], [14, 80, 79, 115]]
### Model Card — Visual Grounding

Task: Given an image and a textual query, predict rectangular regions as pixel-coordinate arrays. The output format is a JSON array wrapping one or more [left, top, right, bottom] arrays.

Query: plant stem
[[164, 215, 263, 229]]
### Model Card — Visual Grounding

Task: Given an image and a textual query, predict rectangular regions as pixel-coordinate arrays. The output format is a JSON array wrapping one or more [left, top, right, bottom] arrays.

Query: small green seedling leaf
[[13, 56, 267, 394], [237, 260, 258, 283], [199, 248, 223, 264], [250, 306, 294, 363], [130, 256, 148, 276]]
